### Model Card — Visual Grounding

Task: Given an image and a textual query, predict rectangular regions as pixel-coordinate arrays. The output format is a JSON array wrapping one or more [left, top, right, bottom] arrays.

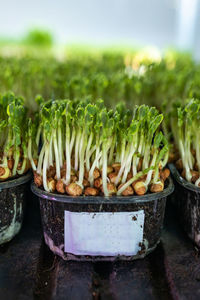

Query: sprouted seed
[[30, 99, 170, 196]]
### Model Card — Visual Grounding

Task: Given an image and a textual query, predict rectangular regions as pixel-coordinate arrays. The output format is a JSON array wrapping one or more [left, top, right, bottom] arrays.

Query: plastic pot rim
[[0, 171, 32, 192], [169, 163, 200, 193], [31, 176, 174, 204]]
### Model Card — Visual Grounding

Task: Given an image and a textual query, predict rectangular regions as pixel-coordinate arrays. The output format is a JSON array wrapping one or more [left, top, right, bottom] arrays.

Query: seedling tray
[[0, 172, 32, 245], [31, 177, 174, 261], [169, 163, 200, 247]]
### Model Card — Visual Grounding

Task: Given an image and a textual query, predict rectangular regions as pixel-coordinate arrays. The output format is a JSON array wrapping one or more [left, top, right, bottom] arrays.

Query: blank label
[[64, 210, 144, 256]]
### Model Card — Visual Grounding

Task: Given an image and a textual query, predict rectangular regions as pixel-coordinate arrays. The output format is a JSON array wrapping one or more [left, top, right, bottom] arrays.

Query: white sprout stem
[[114, 144, 130, 186], [53, 130, 61, 179], [74, 130, 81, 171], [121, 143, 136, 183], [89, 150, 102, 186], [195, 177, 200, 187], [0, 156, 8, 167], [145, 151, 157, 186], [37, 142, 46, 174], [48, 135, 53, 167], [87, 145, 96, 168], [120, 140, 126, 163], [115, 148, 120, 162], [117, 168, 152, 195], [28, 138, 37, 171], [65, 124, 71, 184], [77, 133, 86, 187], [95, 140, 100, 168], [108, 136, 115, 165], [17, 158, 27, 175], [43, 144, 50, 192], [195, 135, 200, 171], [142, 144, 150, 170], [12, 148, 20, 176], [70, 127, 76, 155], [132, 154, 138, 176], [161, 152, 169, 168], [135, 137, 143, 170], [86, 132, 93, 171], [58, 125, 63, 167], [181, 138, 192, 182], [102, 144, 109, 196]]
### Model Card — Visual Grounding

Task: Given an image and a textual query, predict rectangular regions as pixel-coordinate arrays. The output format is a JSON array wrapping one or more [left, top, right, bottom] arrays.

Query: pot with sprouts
[[31, 98, 173, 260], [0, 92, 32, 245], [168, 98, 200, 247]]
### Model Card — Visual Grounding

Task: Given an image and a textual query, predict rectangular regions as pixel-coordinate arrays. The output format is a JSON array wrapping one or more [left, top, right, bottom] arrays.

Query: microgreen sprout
[[0, 92, 30, 180], [31, 99, 169, 196]]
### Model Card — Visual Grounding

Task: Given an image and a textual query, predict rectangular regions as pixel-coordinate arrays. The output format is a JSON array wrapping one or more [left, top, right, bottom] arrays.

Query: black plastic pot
[[0, 172, 32, 245], [31, 178, 174, 261], [169, 163, 200, 247]]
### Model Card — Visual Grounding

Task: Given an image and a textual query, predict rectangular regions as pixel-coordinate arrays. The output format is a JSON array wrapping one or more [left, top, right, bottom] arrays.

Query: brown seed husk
[[168, 151, 176, 163], [47, 165, 56, 178], [100, 165, 114, 175], [47, 178, 56, 192], [191, 149, 196, 156], [107, 166, 114, 174], [160, 168, 170, 181], [108, 172, 119, 184], [84, 187, 99, 196], [137, 158, 143, 172], [33, 159, 38, 167], [8, 159, 14, 170], [194, 162, 199, 171], [133, 181, 147, 195], [71, 175, 78, 182], [83, 178, 90, 187], [94, 177, 102, 189], [0, 166, 5, 177], [127, 172, 133, 181], [112, 163, 121, 172], [176, 158, 183, 171], [93, 167, 100, 179], [34, 172, 43, 187], [118, 183, 134, 196], [66, 183, 83, 196], [60, 168, 66, 178], [0, 167, 11, 180], [56, 179, 65, 194], [150, 181, 164, 193], [101, 183, 117, 195], [84, 170, 89, 179], [181, 169, 186, 179], [132, 175, 146, 188], [17, 161, 22, 170], [191, 170, 199, 183]]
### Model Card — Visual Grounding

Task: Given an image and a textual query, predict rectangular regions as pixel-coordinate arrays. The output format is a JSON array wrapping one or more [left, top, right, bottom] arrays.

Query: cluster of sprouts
[[0, 92, 30, 180], [30, 99, 170, 196], [169, 98, 200, 186]]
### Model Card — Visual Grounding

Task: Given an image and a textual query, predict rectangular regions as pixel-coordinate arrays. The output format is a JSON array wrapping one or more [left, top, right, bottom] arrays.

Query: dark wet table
[[0, 192, 200, 300]]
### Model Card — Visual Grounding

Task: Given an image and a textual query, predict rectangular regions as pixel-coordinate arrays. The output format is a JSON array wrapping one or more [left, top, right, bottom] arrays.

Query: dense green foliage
[[0, 44, 200, 187], [168, 98, 200, 185], [0, 92, 30, 179], [0, 48, 198, 112], [30, 98, 168, 196]]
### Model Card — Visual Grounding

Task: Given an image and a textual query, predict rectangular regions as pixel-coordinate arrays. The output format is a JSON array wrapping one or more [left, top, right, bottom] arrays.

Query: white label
[[64, 210, 144, 256]]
